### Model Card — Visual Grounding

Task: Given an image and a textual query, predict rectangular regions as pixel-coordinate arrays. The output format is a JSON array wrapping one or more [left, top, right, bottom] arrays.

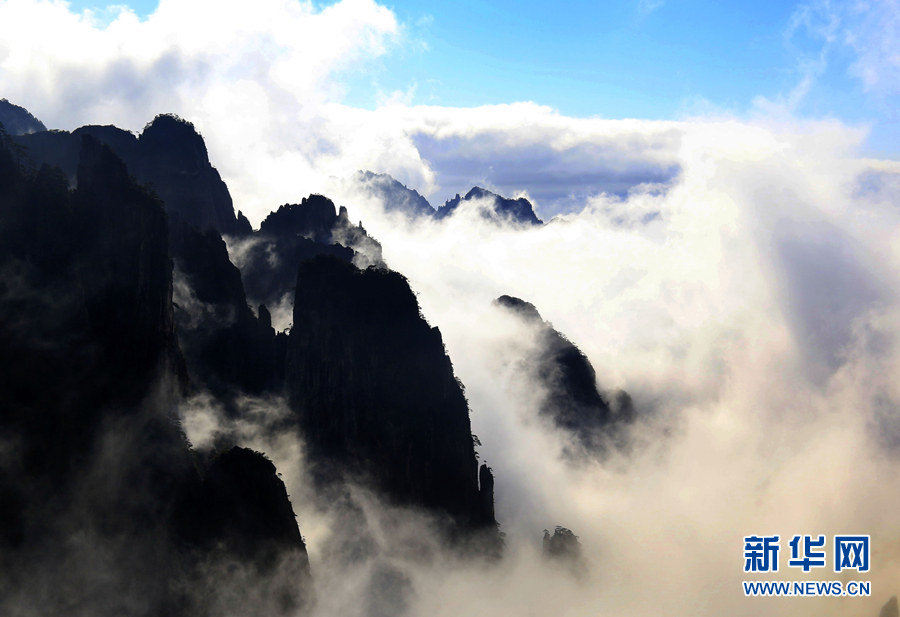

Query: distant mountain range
[[349, 169, 544, 226]]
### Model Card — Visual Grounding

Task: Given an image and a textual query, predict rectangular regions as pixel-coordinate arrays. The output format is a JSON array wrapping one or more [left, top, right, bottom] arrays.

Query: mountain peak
[[493, 295, 543, 322], [139, 113, 210, 168], [0, 99, 47, 135], [436, 186, 543, 226], [259, 195, 339, 241], [463, 186, 493, 200], [351, 170, 435, 218], [494, 294, 634, 456]]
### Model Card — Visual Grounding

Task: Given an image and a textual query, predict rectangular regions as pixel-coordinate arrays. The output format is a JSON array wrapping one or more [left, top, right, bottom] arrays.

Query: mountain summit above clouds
[[437, 186, 543, 226], [12, 113, 251, 236], [351, 170, 437, 218], [349, 170, 544, 226]]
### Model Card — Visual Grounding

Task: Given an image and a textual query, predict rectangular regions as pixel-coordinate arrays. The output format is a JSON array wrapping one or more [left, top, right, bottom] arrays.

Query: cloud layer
[[323, 116, 900, 616]]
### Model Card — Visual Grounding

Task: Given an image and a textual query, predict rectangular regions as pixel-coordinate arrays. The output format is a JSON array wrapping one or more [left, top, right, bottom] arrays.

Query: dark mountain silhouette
[[542, 526, 587, 578], [0, 97, 502, 576], [185, 446, 313, 617], [0, 130, 187, 484], [436, 186, 543, 226], [493, 295, 633, 455], [0, 98, 46, 135], [286, 255, 501, 549], [2, 100, 508, 615], [0, 129, 311, 614], [196, 447, 307, 559], [261, 195, 344, 240], [135, 114, 250, 236], [238, 196, 383, 315], [168, 212, 286, 399], [350, 170, 436, 218], [176, 446, 313, 615], [9, 115, 289, 398], [14, 114, 252, 236]]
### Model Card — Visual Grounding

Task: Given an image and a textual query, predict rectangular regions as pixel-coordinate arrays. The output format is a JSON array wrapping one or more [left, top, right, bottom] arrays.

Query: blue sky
[[364, 1, 796, 116], [59, 0, 900, 158]]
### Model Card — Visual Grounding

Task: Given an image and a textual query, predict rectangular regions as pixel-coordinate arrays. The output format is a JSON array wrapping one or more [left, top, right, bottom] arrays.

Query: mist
[[265, 116, 900, 617], [181, 114, 900, 616]]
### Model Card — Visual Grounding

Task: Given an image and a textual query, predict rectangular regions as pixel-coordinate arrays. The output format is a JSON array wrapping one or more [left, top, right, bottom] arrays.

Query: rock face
[[135, 114, 250, 236], [198, 447, 307, 558], [479, 464, 496, 524], [188, 447, 313, 614], [0, 131, 189, 609], [0, 132, 186, 483], [0, 129, 312, 615], [237, 195, 381, 316], [260, 195, 344, 241], [542, 526, 587, 578], [286, 255, 499, 543], [494, 295, 634, 454], [180, 448, 313, 616], [350, 170, 436, 218], [169, 213, 283, 399], [11, 114, 294, 398], [0, 98, 46, 135], [14, 114, 251, 236], [436, 186, 543, 226]]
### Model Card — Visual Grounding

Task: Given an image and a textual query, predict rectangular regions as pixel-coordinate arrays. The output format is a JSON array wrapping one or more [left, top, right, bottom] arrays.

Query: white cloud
[[786, 0, 900, 104], [0, 0, 405, 213], [637, 0, 664, 17], [324, 114, 900, 616]]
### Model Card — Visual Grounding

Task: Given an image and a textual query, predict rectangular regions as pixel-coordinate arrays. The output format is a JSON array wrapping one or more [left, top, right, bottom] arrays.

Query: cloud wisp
[[770, 0, 900, 117]]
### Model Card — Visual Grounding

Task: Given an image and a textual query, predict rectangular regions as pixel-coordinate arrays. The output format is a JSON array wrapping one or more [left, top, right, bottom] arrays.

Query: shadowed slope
[[0, 132, 313, 615], [494, 295, 634, 455], [437, 186, 543, 225], [286, 256, 499, 548]]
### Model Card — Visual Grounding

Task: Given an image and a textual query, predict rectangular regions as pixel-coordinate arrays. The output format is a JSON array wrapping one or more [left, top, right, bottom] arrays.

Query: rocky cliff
[[286, 255, 500, 545], [169, 213, 283, 399], [236, 195, 379, 316], [543, 526, 587, 578], [494, 295, 633, 455], [2, 101, 507, 612], [13, 114, 251, 236], [0, 129, 312, 615]]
